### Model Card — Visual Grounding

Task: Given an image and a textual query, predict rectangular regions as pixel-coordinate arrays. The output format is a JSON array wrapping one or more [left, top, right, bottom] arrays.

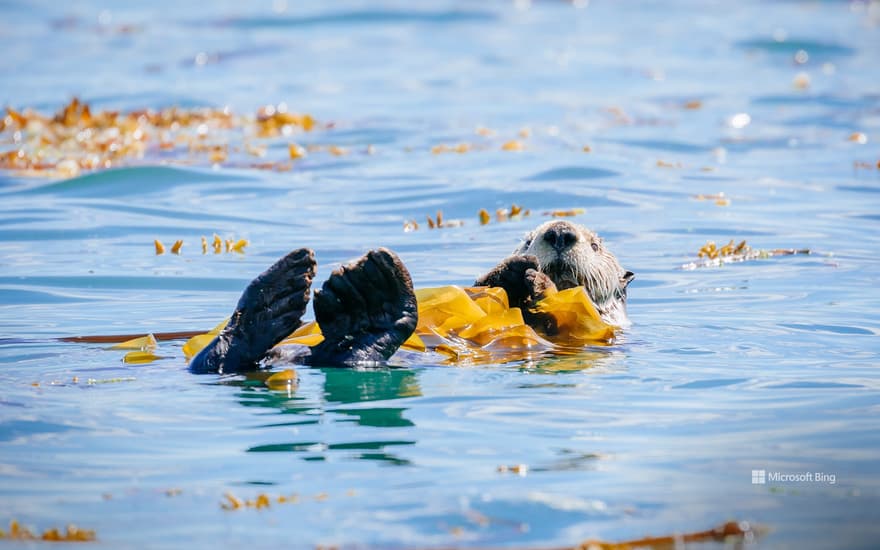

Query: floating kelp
[[254, 105, 315, 137], [491, 203, 529, 223], [698, 239, 749, 259], [693, 192, 731, 206], [544, 208, 585, 217], [429, 126, 533, 155], [406, 205, 531, 232], [64, 318, 224, 367], [852, 160, 880, 170], [182, 318, 229, 360], [574, 520, 762, 550], [110, 333, 157, 351], [108, 333, 163, 364], [288, 143, 306, 159], [264, 369, 297, 391], [496, 464, 528, 475], [403, 209, 466, 232], [0, 98, 319, 178], [501, 139, 525, 151], [431, 142, 472, 154], [156, 236, 247, 255], [122, 351, 163, 364], [0, 520, 96, 542], [220, 490, 349, 511], [683, 239, 811, 269]]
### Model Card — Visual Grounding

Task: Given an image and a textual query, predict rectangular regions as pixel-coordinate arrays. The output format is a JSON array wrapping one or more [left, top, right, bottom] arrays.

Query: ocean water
[[1, 1, 879, 548]]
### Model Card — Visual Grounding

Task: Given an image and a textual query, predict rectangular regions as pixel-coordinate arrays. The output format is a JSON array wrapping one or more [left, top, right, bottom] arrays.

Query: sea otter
[[483, 220, 635, 327], [189, 220, 633, 374]]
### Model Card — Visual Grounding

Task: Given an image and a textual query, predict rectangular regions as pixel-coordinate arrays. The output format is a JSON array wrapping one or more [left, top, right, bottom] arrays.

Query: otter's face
[[514, 220, 634, 320]]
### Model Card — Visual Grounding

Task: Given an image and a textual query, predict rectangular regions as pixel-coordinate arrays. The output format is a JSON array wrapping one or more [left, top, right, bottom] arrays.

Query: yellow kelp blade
[[209, 318, 229, 333], [432, 328, 549, 366], [464, 286, 509, 315], [481, 324, 551, 351], [123, 351, 162, 364], [415, 329, 455, 351], [110, 333, 157, 351], [434, 340, 493, 364], [291, 321, 320, 337], [280, 334, 324, 346], [531, 287, 617, 343], [265, 369, 297, 391], [182, 334, 216, 359], [414, 286, 487, 337], [278, 320, 424, 351], [401, 332, 426, 352], [278, 321, 324, 347], [457, 307, 526, 345], [182, 317, 230, 359]]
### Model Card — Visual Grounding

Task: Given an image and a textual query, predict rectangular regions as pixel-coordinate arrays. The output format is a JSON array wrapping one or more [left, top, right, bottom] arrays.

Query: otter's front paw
[[474, 255, 547, 308], [523, 268, 557, 304]]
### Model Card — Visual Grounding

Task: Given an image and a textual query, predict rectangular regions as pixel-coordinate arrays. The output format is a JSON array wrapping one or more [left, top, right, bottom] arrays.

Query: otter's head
[[514, 220, 634, 324]]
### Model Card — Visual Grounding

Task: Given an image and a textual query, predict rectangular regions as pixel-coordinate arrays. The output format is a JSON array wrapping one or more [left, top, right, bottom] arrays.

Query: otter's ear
[[621, 271, 635, 289]]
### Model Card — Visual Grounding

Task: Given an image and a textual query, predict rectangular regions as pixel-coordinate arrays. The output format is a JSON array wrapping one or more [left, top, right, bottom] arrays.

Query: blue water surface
[[1, 1, 879, 548]]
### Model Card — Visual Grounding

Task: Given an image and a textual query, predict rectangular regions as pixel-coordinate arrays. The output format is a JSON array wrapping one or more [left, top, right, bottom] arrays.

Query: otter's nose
[[542, 225, 578, 252]]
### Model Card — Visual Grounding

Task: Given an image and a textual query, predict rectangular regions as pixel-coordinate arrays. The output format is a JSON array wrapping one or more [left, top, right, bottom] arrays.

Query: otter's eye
[[591, 242, 599, 252]]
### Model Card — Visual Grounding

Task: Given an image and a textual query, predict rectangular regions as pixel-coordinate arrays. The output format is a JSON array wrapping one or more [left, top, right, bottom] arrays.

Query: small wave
[[215, 9, 496, 29], [780, 323, 875, 336], [737, 38, 855, 58], [524, 166, 620, 181], [21, 165, 253, 199]]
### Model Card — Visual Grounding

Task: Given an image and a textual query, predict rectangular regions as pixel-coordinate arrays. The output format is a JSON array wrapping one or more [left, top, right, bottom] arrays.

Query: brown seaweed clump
[[1, 98, 317, 178], [0, 519, 96, 542]]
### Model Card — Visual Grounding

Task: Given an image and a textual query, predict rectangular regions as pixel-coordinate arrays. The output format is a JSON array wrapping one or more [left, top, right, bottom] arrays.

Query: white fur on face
[[514, 220, 629, 325]]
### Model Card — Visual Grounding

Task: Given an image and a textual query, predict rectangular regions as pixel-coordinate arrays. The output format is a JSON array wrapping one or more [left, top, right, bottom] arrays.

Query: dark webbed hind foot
[[474, 254, 557, 309], [308, 248, 417, 366], [189, 248, 317, 374]]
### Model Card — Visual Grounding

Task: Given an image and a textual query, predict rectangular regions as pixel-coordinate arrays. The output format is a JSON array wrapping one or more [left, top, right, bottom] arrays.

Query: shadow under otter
[[190, 221, 634, 374]]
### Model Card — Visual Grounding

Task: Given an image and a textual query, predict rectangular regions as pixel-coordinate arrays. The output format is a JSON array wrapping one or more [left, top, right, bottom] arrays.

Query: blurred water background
[[1, 0, 879, 548]]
